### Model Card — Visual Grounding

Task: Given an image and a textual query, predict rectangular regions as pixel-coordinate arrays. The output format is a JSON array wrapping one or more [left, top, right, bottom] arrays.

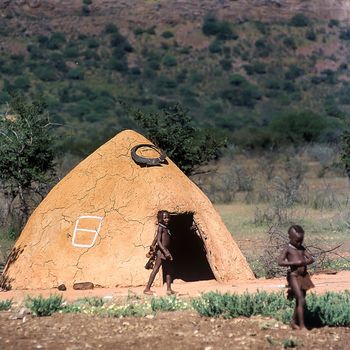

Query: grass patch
[[192, 291, 350, 327], [14, 291, 350, 327], [25, 294, 63, 316], [150, 295, 191, 312], [0, 299, 12, 311]]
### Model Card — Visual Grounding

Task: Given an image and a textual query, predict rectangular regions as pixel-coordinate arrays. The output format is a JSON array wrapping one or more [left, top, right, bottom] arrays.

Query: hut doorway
[[167, 212, 215, 282]]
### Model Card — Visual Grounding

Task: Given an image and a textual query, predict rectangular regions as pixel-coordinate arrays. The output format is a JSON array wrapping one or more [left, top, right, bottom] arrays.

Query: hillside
[[1, 0, 350, 156]]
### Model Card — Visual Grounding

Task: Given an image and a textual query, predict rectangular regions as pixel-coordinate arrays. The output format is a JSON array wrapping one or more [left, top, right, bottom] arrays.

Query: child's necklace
[[288, 243, 297, 249]]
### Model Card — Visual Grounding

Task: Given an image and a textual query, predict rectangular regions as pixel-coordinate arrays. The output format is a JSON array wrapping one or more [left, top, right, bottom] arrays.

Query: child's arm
[[277, 247, 289, 267], [302, 249, 314, 265], [277, 247, 305, 267]]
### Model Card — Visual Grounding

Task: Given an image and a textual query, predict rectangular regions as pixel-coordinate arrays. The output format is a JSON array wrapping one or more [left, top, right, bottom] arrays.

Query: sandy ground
[[1, 270, 349, 303]]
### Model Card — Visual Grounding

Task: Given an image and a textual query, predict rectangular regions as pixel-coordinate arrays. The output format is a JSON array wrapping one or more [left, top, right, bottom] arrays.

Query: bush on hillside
[[269, 110, 328, 145], [339, 28, 350, 40], [289, 13, 310, 27], [162, 30, 174, 38], [283, 37, 297, 50], [47, 32, 66, 50], [202, 15, 238, 40], [67, 67, 85, 80]]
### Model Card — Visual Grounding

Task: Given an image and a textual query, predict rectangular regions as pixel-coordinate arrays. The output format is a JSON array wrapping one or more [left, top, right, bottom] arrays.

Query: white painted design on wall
[[72, 216, 103, 248]]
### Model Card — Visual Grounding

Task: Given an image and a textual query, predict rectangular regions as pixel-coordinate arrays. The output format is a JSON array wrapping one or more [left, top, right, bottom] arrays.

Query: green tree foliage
[[269, 111, 328, 145], [131, 104, 225, 175], [0, 95, 55, 226], [340, 130, 350, 183]]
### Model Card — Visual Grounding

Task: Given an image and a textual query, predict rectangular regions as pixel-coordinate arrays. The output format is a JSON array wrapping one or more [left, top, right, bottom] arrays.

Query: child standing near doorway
[[277, 225, 315, 330], [144, 210, 176, 295]]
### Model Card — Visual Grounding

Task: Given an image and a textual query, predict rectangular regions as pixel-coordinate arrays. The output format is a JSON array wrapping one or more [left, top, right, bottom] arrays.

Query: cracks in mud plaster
[[72, 248, 90, 281]]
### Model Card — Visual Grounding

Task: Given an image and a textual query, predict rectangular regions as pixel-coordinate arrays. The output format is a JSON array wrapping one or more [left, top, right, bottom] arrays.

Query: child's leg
[[144, 256, 162, 293], [289, 276, 306, 329], [164, 260, 176, 294]]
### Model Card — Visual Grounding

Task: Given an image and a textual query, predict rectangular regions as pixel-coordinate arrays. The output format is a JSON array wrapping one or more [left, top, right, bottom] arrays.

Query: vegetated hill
[[0, 0, 350, 157]]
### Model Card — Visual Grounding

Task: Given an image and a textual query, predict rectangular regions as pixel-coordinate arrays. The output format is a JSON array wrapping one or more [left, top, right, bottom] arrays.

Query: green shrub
[[220, 59, 232, 71], [192, 291, 350, 326], [339, 28, 350, 40], [133, 27, 144, 36], [328, 19, 339, 28], [162, 30, 174, 38], [221, 83, 261, 107], [209, 40, 222, 54], [155, 75, 177, 89], [306, 291, 350, 326], [289, 13, 310, 27], [285, 65, 305, 80], [283, 37, 297, 50], [0, 91, 10, 104], [269, 110, 328, 144], [67, 67, 85, 80], [151, 296, 191, 312], [37, 35, 49, 45], [27, 44, 44, 59], [77, 297, 104, 307], [192, 291, 293, 319], [321, 69, 337, 84], [25, 295, 63, 316], [162, 54, 177, 67], [82, 5, 91, 16], [64, 45, 80, 58], [86, 37, 99, 49], [202, 15, 237, 40], [13, 76, 30, 91], [106, 303, 151, 318], [202, 14, 220, 36], [47, 32, 66, 50], [306, 29, 317, 41], [33, 66, 58, 81], [230, 74, 246, 86], [0, 299, 12, 311], [104, 23, 118, 34]]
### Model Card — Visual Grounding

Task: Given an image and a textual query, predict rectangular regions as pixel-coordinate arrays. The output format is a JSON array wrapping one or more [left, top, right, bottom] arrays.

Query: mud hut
[[1, 130, 254, 290]]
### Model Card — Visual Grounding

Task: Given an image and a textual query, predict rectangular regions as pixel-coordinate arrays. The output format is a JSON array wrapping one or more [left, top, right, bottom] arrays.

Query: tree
[[0, 95, 56, 228], [340, 130, 350, 184], [131, 104, 226, 175]]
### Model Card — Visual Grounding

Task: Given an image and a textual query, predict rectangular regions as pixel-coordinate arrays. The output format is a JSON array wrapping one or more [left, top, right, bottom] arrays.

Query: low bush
[[289, 13, 310, 27], [0, 299, 12, 311], [151, 295, 191, 312], [192, 291, 292, 320], [25, 295, 63, 316], [192, 291, 350, 326]]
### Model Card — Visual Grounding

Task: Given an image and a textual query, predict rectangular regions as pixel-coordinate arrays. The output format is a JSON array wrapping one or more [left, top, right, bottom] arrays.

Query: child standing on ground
[[144, 210, 176, 296], [277, 225, 315, 330]]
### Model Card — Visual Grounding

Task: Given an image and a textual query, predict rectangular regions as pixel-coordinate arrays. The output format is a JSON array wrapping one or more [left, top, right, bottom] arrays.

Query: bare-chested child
[[144, 210, 176, 296], [277, 225, 315, 330]]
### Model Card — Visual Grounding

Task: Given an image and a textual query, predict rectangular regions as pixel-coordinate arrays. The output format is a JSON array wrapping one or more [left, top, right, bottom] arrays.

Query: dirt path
[[1, 271, 350, 303]]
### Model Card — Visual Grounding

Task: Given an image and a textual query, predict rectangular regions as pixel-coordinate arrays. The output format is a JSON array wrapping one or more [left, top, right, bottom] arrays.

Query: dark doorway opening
[[166, 212, 215, 282]]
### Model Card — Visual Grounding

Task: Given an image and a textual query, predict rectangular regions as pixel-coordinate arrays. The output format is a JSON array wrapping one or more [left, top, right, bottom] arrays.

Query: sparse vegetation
[[192, 290, 350, 327], [0, 299, 12, 311], [25, 295, 63, 316]]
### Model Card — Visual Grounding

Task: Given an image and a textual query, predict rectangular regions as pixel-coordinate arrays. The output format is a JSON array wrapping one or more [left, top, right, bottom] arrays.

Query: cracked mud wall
[[2, 130, 254, 289]]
